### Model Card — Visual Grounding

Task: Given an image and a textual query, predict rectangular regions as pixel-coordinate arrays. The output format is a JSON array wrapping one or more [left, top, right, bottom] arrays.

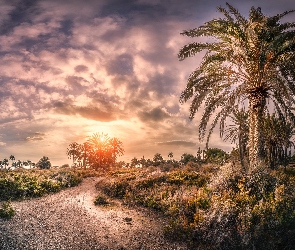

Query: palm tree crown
[[179, 3, 295, 170]]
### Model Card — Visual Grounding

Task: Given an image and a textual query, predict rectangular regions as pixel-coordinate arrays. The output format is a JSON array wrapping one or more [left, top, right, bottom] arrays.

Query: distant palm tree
[[179, 3, 295, 171], [16, 160, 22, 168], [27, 160, 32, 169], [108, 138, 124, 164], [78, 142, 92, 169], [223, 108, 249, 170], [3, 158, 9, 170], [87, 132, 110, 169], [9, 155, 15, 168], [168, 152, 174, 160], [67, 142, 80, 166], [263, 113, 295, 168], [37, 156, 51, 169]]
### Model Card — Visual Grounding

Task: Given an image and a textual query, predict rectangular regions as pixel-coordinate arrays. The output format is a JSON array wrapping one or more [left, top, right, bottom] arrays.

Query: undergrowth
[[0, 200, 15, 219], [96, 164, 295, 250], [0, 168, 85, 201]]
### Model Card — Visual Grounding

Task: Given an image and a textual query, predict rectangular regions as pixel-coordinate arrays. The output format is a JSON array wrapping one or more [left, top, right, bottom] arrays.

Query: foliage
[[94, 195, 109, 206], [0, 168, 83, 201], [96, 163, 295, 249], [262, 113, 295, 168], [180, 153, 197, 165], [66, 132, 124, 169], [36, 156, 51, 169], [179, 3, 295, 169], [0, 200, 15, 219], [223, 108, 249, 169], [205, 148, 229, 165], [153, 153, 164, 166]]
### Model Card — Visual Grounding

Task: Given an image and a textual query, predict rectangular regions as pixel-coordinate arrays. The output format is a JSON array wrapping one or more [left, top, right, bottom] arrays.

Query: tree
[[2, 158, 8, 170], [109, 138, 124, 164], [9, 155, 15, 168], [86, 133, 125, 169], [205, 148, 229, 165], [16, 160, 23, 168], [262, 113, 295, 168], [130, 157, 139, 167], [87, 132, 110, 169], [67, 142, 80, 166], [77, 142, 92, 169], [180, 153, 197, 165], [223, 108, 249, 170], [37, 156, 51, 169], [179, 3, 295, 171], [168, 152, 174, 161], [153, 153, 164, 166]]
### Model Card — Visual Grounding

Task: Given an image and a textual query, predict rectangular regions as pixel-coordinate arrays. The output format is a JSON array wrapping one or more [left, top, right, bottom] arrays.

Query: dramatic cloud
[[0, 0, 293, 164]]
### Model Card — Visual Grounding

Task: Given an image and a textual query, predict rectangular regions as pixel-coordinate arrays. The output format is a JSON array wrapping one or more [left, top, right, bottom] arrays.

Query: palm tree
[[263, 113, 295, 168], [87, 132, 110, 169], [37, 156, 51, 169], [179, 3, 295, 171], [168, 152, 174, 160], [223, 107, 249, 170], [3, 158, 9, 170], [108, 138, 124, 165], [66, 142, 80, 167], [78, 142, 92, 169], [9, 155, 15, 168]]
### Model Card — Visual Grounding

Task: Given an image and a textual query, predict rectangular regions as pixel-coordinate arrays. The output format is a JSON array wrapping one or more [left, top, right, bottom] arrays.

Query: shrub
[[0, 169, 83, 201], [94, 195, 109, 205], [0, 200, 15, 219]]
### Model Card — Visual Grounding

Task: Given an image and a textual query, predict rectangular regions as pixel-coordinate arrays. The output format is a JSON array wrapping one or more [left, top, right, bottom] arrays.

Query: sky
[[0, 0, 294, 166]]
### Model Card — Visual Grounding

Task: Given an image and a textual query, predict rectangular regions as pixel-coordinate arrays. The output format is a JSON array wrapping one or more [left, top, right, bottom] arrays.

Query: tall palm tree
[[179, 3, 295, 170]]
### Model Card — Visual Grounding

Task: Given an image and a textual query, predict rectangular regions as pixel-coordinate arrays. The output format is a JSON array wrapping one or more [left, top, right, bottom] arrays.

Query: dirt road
[[0, 177, 188, 250]]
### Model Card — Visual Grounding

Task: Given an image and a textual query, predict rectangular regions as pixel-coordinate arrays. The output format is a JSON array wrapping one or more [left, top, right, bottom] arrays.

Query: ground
[[0, 177, 188, 250]]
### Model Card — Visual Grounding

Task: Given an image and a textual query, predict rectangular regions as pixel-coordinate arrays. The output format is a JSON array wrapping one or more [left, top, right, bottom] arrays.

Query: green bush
[[0, 169, 83, 201], [0, 200, 15, 219]]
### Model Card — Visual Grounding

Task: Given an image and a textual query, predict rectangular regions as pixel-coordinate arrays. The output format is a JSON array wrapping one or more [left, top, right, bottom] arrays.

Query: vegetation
[[67, 132, 124, 169], [1, 3, 295, 249], [0, 200, 15, 219], [96, 163, 295, 249], [0, 168, 84, 201], [179, 3, 295, 171], [36, 156, 52, 169], [94, 195, 109, 206]]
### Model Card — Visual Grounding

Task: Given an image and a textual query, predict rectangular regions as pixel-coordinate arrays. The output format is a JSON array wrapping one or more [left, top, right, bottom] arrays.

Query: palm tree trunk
[[238, 129, 246, 171], [248, 94, 266, 171]]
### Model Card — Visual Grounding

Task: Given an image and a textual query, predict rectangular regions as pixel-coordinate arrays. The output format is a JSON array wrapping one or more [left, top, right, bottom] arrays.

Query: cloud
[[106, 53, 134, 76], [138, 107, 170, 123], [157, 140, 196, 147], [53, 100, 118, 122], [26, 132, 46, 141], [74, 65, 89, 73]]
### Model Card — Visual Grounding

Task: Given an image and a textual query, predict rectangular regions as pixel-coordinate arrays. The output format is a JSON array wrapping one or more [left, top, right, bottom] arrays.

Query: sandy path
[[0, 177, 188, 250]]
